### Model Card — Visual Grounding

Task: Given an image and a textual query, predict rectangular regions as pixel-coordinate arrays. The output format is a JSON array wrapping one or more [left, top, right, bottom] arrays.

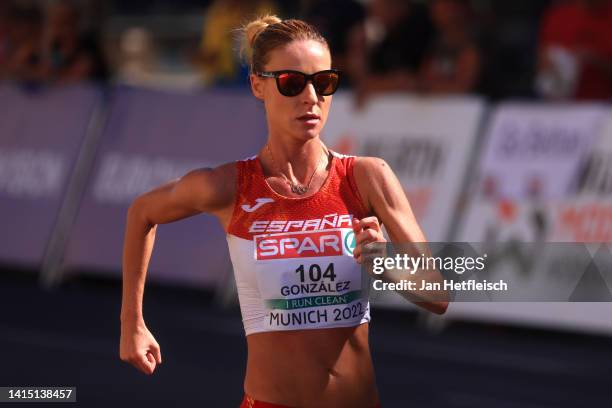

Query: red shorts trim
[[240, 395, 289, 408], [240, 394, 381, 408]]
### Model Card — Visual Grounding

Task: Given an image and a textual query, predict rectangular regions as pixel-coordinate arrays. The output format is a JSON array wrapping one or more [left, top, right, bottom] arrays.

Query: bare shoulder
[[351, 156, 395, 214], [130, 160, 238, 226], [353, 156, 390, 179], [352, 156, 425, 241], [352, 156, 395, 190], [175, 160, 237, 214]]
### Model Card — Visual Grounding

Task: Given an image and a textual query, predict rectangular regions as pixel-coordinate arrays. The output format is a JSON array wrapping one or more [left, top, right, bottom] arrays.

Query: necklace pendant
[[291, 183, 308, 195]]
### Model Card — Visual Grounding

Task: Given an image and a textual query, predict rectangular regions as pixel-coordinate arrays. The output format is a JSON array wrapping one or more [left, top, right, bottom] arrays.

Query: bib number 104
[[295, 263, 336, 282]]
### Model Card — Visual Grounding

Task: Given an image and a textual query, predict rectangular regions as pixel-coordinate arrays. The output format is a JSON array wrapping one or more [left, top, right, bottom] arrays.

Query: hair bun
[[245, 15, 282, 48], [240, 14, 282, 65], [237, 15, 328, 74]]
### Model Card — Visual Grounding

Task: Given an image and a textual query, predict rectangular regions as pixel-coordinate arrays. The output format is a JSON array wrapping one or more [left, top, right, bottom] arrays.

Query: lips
[[297, 113, 320, 121]]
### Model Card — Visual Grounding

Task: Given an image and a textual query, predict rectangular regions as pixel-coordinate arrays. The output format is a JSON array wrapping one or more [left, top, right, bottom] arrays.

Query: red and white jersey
[[226, 150, 372, 335]]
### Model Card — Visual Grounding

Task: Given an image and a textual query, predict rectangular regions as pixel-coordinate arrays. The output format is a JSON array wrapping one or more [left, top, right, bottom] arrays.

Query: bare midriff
[[244, 323, 379, 408]]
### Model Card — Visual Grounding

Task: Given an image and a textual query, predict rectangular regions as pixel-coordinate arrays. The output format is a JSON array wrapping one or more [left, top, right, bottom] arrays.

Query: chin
[[287, 126, 321, 143], [300, 129, 322, 141]]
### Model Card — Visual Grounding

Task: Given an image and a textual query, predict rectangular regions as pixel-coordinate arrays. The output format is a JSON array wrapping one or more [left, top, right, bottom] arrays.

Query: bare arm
[[352, 157, 448, 314], [119, 162, 235, 374]]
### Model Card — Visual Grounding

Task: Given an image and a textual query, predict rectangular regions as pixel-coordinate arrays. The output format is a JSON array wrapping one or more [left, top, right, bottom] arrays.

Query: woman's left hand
[[351, 216, 387, 264]]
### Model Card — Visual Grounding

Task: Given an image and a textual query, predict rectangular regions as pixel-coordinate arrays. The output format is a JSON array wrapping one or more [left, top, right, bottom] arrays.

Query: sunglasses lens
[[313, 72, 339, 95], [277, 72, 306, 96]]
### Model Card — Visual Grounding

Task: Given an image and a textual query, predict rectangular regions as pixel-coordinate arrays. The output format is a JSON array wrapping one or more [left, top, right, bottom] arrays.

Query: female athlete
[[120, 15, 448, 408]]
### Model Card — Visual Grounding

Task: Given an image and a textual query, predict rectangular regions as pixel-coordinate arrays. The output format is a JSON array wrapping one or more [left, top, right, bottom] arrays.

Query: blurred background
[[1, 0, 612, 407]]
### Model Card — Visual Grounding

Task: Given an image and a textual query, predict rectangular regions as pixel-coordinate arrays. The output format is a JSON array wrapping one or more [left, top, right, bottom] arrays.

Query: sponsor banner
[[323, 93, 485, 242], [477, 103, 607, 200], [0, 84, 102, 267], [458, 104, 612, 242], [454, 198, 612, 332], [63, 86, 266, 287], [459, 198, 612, 244], [552, 199, 612, 242], [450, 105, 612, 333], [575, 112, 612, 198], [553, 115, 612, 242]]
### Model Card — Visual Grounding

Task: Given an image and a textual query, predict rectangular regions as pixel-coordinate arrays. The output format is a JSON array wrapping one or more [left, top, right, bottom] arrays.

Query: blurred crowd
[[1, 0, 611, 100], [536, 0, 612, 99], [192, 0, 484, 101], [0, 0, 108, 85]]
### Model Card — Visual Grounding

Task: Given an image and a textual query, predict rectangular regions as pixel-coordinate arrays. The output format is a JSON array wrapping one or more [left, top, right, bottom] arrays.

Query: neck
[[263, 137, 328, 183]]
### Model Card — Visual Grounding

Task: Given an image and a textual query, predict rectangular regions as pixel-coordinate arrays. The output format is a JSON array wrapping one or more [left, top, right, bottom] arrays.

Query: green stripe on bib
[[265, 290, 362, 310]]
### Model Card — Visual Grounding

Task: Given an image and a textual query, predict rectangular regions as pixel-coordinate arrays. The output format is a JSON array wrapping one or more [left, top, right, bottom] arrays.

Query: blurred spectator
[[474, 1, 548, 100], [2, 4, 46, 84], [2, 0, 108, 85], [0, 1, 9, 77], [41, 0, 109, 83], [346, 0, 433, 106], [194, 0, 277, 86], [298, 0, 365, 80], [115, 27, 157, 85], [419, 0, 481, 94], [536, 0, 612, 100]]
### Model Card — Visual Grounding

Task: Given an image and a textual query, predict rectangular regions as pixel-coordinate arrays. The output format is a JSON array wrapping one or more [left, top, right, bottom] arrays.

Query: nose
[[300, 81, 319, 105]]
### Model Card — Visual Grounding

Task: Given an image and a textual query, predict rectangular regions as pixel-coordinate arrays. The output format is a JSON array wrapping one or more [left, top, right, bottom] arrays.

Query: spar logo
[[255, 230, 343, 260], [344, 231, 356, 255]]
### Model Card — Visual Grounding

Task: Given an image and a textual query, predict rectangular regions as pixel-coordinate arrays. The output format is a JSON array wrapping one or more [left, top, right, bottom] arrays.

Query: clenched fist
[[119, 320, 162, 375], [351, 216, 387, 266]]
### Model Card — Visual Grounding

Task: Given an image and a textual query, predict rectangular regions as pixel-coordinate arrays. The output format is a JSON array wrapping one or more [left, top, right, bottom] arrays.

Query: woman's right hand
[[119, 319, 162, 375]]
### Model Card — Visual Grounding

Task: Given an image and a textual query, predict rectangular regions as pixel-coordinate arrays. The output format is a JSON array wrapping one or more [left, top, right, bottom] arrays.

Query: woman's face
[[250, 40, 333, 144]]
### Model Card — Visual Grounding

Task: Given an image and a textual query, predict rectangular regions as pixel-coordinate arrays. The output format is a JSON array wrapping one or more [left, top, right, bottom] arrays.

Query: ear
[[250, 74, 265, 101]]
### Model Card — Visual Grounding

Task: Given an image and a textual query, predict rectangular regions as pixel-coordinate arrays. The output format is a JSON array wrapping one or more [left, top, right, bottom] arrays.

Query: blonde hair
[[239, 14, 329, 73]]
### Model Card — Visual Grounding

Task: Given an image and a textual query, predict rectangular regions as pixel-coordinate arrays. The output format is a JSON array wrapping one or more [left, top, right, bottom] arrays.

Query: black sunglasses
[[255, 69, 341, 97]]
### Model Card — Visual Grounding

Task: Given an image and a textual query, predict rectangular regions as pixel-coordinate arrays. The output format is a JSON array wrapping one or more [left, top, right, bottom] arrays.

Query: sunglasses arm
[[256, 72, 277, 79]]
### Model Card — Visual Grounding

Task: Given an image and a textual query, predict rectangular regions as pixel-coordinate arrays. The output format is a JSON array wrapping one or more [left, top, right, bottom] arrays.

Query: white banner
[[477, 103, 607, 200], [324, 93, 485, 242], [452, 104, 612, 334]]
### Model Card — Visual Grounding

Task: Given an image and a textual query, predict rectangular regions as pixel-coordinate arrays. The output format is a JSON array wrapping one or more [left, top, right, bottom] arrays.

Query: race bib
[[253, 228, 370, 331]]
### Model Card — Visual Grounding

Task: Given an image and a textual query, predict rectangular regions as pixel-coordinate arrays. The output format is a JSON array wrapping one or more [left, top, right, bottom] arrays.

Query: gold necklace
[[265, 143, 327, 195]]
